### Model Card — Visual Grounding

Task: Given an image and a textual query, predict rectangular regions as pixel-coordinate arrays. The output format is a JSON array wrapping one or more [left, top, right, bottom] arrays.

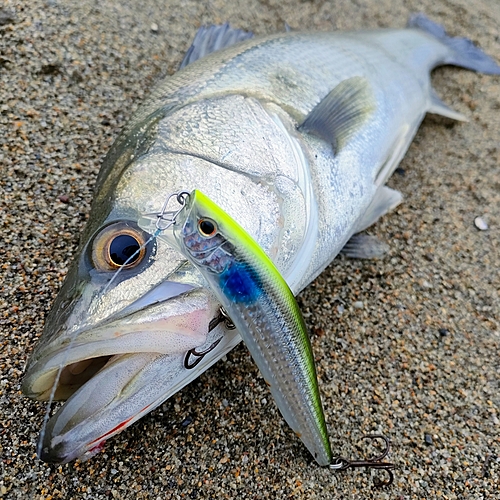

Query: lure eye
[[92, 222, 148, 271], [198, 218, 217, 237]]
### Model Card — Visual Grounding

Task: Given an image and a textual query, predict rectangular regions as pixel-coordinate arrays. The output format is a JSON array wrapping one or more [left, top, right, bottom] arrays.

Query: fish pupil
[[199, 219, 216, 236], [109, 234, 141, 266]]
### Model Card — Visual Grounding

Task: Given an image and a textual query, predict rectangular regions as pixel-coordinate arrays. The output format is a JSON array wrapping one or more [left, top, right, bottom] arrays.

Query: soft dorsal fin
[[179, 23, 254, 69], [298, 76, 376, 153]]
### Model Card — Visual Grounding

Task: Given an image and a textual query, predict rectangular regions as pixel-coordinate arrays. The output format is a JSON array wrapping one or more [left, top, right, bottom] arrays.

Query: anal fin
[[428, 88, 467, 121], [298, 76, 376, 153]]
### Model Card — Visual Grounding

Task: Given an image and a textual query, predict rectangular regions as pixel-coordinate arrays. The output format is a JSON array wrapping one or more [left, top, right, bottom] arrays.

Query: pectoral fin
[[298, 76, 376, 153]]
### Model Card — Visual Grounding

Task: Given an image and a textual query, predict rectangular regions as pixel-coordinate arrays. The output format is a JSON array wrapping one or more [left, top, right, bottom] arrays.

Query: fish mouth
[[23, 282, 213, 399], [22, 280, 235, 463]]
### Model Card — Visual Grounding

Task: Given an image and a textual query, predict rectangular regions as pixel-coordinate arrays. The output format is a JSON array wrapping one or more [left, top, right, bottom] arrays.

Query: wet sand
[[1, 0, 499, 498]]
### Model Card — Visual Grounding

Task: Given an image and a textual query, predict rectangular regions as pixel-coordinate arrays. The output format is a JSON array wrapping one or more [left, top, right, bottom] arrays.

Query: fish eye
[[198, 218, 217, 237], [91, 222, 148, 271]]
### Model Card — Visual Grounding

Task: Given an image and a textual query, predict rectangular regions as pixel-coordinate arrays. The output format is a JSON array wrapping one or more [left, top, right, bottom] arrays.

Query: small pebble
[[438, 328, 449, 337], [0, 8, 16, 25], [474, 216, 489, 231], [181, 415, 193, 427], [353, 301, 364, 309], [151, 22, 159, 32], [424, 434, 433, 445], [41, 61, 62, 75]]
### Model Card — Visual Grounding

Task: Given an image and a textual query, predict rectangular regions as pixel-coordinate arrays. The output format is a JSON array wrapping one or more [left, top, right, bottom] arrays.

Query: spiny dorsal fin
[[298, 76, 376, 153], [179, 23, 254, 69]]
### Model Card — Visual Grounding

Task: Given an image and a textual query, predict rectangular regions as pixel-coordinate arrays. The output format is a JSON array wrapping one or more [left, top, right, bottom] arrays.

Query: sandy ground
[[1, 0, 499, 498]]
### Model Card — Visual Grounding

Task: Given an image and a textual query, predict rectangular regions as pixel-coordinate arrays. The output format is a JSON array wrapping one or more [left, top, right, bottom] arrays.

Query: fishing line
[[37, 192, 190, 458], [100, 231, 160, 296], [101, 191, 190, 294], [36, 233, 159, 459]]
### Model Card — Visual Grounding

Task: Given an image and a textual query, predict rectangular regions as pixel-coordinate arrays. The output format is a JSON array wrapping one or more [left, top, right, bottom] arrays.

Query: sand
[[1, 0, 499, 498]]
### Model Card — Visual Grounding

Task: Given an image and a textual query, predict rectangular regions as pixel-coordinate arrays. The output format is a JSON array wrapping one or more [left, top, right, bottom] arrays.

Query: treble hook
[[330, 434, 395, 487], [218, 306, 236, 330], [184, 337, 223, 369], [183, 307, 235, 369]]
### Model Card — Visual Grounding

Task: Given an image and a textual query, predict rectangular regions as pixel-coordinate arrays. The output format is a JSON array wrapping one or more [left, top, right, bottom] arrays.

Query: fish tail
[[408, 13, 500, 75]]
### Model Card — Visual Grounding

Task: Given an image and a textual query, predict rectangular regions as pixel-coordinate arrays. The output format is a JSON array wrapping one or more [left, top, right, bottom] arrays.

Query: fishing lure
[[141, 190, 396, 485], [143, 189, 333, 466]]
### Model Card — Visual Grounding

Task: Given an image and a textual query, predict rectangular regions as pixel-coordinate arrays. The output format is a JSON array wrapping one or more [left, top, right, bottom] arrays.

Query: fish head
[[22, 211, 219, 400], [21, 128, 231, 463]]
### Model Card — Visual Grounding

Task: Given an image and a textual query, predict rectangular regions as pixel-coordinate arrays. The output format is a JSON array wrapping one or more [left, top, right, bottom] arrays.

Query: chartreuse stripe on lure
[[168, 190, 332, 466]]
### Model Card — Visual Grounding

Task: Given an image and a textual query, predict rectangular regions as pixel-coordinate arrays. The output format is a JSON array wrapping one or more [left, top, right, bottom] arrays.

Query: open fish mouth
[[22, 280, 233, 463], [23, 282, 212, 400]]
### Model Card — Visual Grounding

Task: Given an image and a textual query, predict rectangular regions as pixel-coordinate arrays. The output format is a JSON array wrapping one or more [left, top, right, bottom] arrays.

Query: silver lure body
[[167, 190, 332, 465], [22, 18, 500, 463]]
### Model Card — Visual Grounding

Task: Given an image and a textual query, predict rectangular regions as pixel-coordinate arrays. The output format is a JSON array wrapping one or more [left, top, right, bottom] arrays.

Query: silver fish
[[22, 15, 500, 463]]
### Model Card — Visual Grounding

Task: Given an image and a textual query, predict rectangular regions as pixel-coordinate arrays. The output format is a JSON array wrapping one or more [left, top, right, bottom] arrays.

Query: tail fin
[[408, 13, 500, 74]]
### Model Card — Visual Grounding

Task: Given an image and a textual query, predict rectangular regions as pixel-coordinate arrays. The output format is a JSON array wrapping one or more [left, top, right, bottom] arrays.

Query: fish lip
[[22, 280, 213, 400], [39, 439, 79, 464], [35, 323, 242, 463], [38, 400, 151, 464], [39, 402, 153, 464]]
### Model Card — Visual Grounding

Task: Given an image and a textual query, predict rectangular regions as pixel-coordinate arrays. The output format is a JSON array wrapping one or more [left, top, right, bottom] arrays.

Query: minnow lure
[[154, 189, 332, 465]]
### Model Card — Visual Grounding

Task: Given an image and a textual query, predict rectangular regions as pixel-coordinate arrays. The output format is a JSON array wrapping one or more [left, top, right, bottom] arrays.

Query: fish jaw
[[23, 279, 221, 398], [38, 324, 241, 464], [19, 216, 229, 463], [38, 352, 162, 463]]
